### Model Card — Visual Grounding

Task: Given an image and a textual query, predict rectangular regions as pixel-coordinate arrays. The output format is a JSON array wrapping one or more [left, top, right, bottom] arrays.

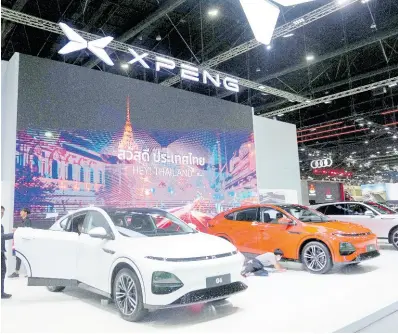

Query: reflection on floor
[[2, 244, 398, 333], [336, 301, 398, 333]]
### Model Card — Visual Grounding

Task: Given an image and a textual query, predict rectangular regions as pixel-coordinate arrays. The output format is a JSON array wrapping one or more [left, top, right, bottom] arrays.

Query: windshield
[[365, 202, 396, 215], [279, 205, 334, 223], [110, 210, 197, 237]]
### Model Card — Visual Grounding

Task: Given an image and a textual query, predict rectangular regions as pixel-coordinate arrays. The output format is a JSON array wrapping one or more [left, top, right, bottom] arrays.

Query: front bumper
[[140, 251, 246, 307], [348, 250, 380, 264], [144, 281, 247, 310]]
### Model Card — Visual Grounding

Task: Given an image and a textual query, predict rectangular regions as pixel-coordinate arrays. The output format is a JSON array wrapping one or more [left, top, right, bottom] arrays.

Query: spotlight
[[258, 85, 266, 89], [394, 135, 398, 139], [121, 63, 129, 69], [208, 8, 219, 17], [256, 67, 261, 72], [306, 54, 315, 62], [156, 35, 162, 41], [44, 131, 53, 138], [266, 45, 272, 50], [283, 33, 295, 38], [365, 140, 369, 144], [278, 114, 284, 117]]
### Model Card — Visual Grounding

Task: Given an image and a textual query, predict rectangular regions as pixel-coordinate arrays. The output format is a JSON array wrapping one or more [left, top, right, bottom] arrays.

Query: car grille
[[338, 232, 372, 237], [354, 250, 380, 261], [170, 282, 247, 305], [147, 250, 238, 262]]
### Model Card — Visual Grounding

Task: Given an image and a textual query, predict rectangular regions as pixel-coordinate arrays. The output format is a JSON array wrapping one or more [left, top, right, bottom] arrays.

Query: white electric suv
[[14, 207, 247, 322], [311, 201, 398, 250]]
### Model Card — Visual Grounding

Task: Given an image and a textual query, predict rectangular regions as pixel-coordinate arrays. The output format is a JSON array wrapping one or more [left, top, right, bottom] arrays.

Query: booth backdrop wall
[[13, 54, 258, 230], [253, 116, 302, 204]]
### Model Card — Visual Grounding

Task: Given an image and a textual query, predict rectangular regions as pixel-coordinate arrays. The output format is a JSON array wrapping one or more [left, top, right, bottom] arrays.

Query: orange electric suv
[[208, 204, 380, 274]]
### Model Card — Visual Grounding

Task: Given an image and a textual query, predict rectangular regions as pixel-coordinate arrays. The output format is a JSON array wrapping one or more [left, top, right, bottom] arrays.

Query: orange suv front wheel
[[301, 241, 333, 274]]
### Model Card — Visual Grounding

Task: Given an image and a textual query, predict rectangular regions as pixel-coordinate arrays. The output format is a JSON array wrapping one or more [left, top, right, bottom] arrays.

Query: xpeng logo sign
[[58, 23, 239, 92], [58, 23, 114, 66], [127, 49, 239, 92]]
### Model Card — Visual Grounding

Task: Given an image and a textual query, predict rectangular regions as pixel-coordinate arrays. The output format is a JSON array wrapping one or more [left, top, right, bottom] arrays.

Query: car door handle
[[22, 236, 34, 240], [102, 248, 115, 255]]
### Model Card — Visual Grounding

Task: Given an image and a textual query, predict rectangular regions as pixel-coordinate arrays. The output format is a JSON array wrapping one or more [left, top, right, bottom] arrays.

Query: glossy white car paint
[[14, 207, 247, 310], [311, 202, 398, 239]]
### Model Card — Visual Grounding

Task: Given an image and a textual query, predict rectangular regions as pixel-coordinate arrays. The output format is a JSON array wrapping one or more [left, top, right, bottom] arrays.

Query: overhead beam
[[0, 7, 307, 102], [262, 76, 398, 118], [254, 62, 398, 113], [83, 0, 188, 69], [160, 0, 360, 87], [1, 0, 29, 45], [256, 26, 398, 83]]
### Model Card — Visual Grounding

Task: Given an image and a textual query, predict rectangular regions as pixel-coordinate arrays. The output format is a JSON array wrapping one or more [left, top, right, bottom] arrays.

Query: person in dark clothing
[[2, 206, 14, 299], [241, 249, 286, 277], [9, 208, 31, 278]]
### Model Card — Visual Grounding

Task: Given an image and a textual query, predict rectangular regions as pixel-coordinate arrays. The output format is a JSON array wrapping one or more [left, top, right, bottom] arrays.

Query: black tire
[[47, 286, 65, 292], [113, 268, 148, 322], [391, 227, 398, 250], [301, 241, 333, 274]]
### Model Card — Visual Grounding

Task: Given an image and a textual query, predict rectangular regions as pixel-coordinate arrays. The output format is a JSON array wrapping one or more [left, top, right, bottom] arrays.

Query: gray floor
[[336, 302, 398, 333]]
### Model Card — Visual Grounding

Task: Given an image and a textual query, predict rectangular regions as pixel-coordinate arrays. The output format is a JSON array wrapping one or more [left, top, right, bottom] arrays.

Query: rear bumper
[[144, 281, 247, 310]]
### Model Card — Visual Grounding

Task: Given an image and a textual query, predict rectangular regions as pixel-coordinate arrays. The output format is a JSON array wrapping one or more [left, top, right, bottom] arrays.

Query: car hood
[[126, 232, 237, 258], [308, 221, 371, 234]]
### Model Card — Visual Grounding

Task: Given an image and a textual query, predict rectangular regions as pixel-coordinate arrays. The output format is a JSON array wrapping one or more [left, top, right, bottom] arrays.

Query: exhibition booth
[[1, 52, 301, 236]]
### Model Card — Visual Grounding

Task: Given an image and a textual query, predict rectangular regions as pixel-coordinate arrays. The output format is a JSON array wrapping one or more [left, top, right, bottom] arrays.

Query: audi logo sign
[[310, 158, 333, 169]]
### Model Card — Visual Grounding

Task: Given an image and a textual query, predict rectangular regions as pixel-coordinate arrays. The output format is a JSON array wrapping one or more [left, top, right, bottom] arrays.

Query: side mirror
[[364, 210, 374, 217], [60, 220, 67, 229], [88, 227, 109, 239], [279, 217, 294, 225]]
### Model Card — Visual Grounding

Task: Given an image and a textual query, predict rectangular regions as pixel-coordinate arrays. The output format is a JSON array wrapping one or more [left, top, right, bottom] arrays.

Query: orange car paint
[[208, 204, 379, 264]]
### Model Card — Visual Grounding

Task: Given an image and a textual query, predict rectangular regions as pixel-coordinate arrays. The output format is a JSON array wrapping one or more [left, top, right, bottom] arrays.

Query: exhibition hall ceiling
[[1, 0, 398, 182]]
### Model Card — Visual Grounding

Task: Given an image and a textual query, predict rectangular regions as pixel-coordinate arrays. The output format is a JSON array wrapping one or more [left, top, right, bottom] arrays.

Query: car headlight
[[339, 242, 356, 256], [152, 271, 184, 295]]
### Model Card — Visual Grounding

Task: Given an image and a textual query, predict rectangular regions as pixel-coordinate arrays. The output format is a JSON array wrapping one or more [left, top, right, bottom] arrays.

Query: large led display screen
[[14, 55, 257, 230]]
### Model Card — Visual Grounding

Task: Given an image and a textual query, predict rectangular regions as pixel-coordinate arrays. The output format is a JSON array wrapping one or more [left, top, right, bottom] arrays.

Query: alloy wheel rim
[[393, 231, 398, 248], [303, 245, 327, 271], [115, 274, 137, 315]]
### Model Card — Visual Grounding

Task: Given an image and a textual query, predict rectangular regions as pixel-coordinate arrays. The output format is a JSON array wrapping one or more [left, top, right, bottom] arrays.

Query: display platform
[[2, 245, 397, 333]]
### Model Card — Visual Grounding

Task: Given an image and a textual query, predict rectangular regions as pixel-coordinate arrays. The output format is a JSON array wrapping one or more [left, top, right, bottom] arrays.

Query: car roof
[[65, 206, 169, 216], [226, 203, 301, 212], [312, 201, 365, 207]]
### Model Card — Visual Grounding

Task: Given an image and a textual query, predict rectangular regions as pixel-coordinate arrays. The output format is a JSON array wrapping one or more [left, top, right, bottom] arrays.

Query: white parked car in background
[[14, 207, 247, 322], [311, 202, 398, 250]]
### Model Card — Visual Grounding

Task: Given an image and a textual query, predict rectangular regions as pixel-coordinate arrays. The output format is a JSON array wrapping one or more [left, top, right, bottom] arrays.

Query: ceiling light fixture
[[306, 54, 315, 62], [208, 8, 219, 17], [240, 0, 313, 46], [121, 63, 129, 69], [240, 0, 279, 46], [155, 35, 162, 41]]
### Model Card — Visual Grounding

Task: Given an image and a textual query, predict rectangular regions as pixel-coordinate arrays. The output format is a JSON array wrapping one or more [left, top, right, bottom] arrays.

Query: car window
[[260, 208, 286, 224], [66, 213, 87, 233], [108, 210, 196, 237], [224, 213, 234, 220], [235, 208, 258, 222], [346, 204, 369, 215], [83, 211, 113, 235], [326, 205, 347, 215], [315, 206, 328, 214]]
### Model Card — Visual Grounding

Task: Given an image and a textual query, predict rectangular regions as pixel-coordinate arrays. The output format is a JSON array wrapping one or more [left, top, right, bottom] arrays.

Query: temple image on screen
[[15, 96, 257, 230]]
